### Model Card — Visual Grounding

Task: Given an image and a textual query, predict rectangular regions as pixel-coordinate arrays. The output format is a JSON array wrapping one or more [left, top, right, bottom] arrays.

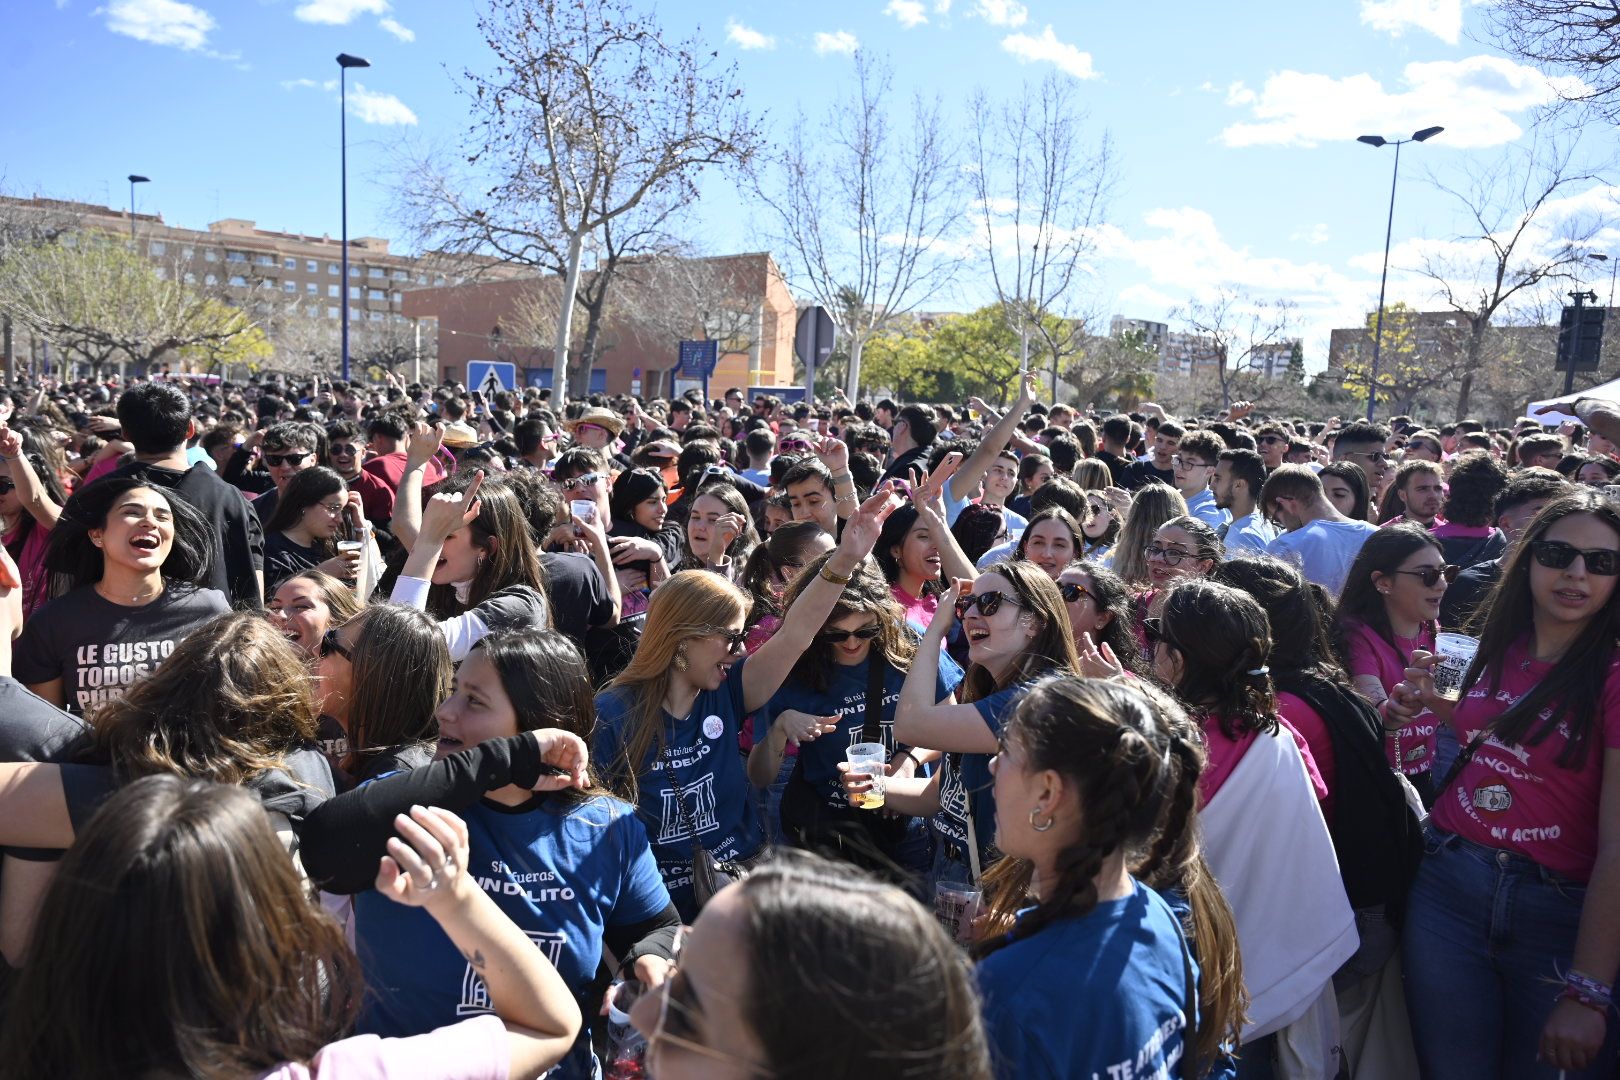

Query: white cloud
[[814, 30, 859, 55], [970, 0, 1028, 26], [1291, 223, 1332, 245], [726, 20, 775, 49], [378, 15, 413, 41], [101, 0, 215, 50], [292, 0, 387, 25], [346, 83, 417, 125], [1000, 26, 1097, 80], [280, 76, 319, 89], [885, 0, 929, 28], [1220, 56, 1586, 149], [1361, 0, 1462, 45], [934, 0, 952, 11]]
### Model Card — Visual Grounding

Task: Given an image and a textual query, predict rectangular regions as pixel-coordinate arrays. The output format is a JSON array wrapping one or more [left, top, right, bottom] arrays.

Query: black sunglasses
[[1058, 581, 1094, 605], [319, 627, 352, 660], [1388, 565, 1460, 588], [1530, 540, 1620, 576], [819, 624, 882, 645], [1142, 616, 1178, 650], [0, 479, 13, 496], [955, 591, 1021, 621], [698, 626, 749, 654], [264, 452, 311, 467]]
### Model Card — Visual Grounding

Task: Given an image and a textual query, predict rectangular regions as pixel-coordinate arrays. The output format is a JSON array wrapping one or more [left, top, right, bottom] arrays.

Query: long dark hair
[[1063, 560, 1141, 673], [475, 630, 610, 804], [1157, 579, 1278, 741], [262, 466, 346, 554], [1335, 524, 1442, 661], [340, 604, 451, 777], [1213, 556, 1348, 688], [425, 471, 548, 616], [780, 554, 918, 693], [46, 478, 212, 597], [2, 426, 67, 555], [874, 505, 937, 593], [1015, 507, 1083, 566], [739, 850, 993, 1080], [1466, 489, 1620, 768], [609, 467, 666, 533], [739, 521, 828, 627], [0, 776, 359, 1076], [679, 480, 758, 569], [1319, 461, 1371, 523]]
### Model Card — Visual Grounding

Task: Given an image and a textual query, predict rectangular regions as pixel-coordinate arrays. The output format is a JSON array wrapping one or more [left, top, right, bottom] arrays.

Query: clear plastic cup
[[1432, 632, 1479, 702], [336, 539, 363, 557], [844, 742, 887, 810], [934, 880, 981, 944]]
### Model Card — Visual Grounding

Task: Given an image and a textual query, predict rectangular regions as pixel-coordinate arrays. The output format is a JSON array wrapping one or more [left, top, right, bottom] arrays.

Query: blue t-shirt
[[977, 880, 1198, 1080], [934, 683, 1026, 870], [1266, 518, 1378, 599], [354, 794, 668, 1079], [594, 660, 765, 919], [759, 651, 964, 809]]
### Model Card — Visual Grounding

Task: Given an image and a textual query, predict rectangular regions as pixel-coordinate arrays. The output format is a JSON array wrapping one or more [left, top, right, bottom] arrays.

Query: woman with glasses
[[627, 851, 994, 1080], [0, 778, 581, 1078], [262, 467, 365, 593], [314, 603, 451, 788], [883, 561, 1081, 889], [1057, 560, 1143, 679], [1385, 489, 1620, 1079], [1111, 483, 1189, 588], [390, 471, 550, 661], [1336, 525, 1455, 806], [750, 559, 961, 883], [299, 631, 678, 1078], [1150, 579, 1355, 1078], [0, 423, 65, 618], [1320, 462, 1372, 526], [1403, 432, 1444, 463], [15, 479, 228, 714], [595, 491, 903, 918], [1079, 485, 1125, 564]]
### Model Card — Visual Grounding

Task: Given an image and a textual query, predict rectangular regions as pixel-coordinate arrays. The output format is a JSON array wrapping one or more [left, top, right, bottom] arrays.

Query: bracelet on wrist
[[1566, 970, 1614, 1007], [1558, 986, 1611, 1014], [830, 471, 854, 485], [819, 563, 854, 586]]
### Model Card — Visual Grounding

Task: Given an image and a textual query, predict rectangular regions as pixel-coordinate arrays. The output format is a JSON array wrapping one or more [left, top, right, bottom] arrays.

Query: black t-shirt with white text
[[14, 585, 231, 715]]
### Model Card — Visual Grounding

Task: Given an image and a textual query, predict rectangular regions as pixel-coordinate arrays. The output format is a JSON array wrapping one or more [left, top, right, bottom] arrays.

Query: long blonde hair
[[1111, 483, 1189, 588], [604, 570, 748, 802]]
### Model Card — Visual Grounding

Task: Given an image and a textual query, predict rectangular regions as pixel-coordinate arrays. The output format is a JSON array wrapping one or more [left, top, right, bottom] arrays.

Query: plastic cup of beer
[[336, 539, 363, 557], [1432, 632, 1479, 703], [934, 880, 981, 944], [845, 742, 887, 810]]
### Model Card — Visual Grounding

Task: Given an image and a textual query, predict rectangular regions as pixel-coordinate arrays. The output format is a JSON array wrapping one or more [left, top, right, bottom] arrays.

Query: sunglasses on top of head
[[1530, 540, 1620, 576], [955, 591, 1021, 621], [1386, 565, 1460, 588]]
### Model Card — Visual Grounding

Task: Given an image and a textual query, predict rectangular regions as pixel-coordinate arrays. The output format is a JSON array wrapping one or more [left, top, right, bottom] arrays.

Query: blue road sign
[[677, 340, 719, 378], [467, 360, 517, 398]]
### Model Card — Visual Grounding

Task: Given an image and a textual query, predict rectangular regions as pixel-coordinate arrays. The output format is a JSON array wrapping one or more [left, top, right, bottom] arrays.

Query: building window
[[327, 306, 340, 319], [417, 274, 428, 285], [368, 288, 386, 301], [391, 291, 402, 304], [228, 275, 247, 287], [205, 273, 218, 286], [183, 272, 196, 284], [261, 278, 277, 289], [283, 257, 297, 269], [349, 286, 360, 299], [154, 267, 167, 280], [369, 267, 385, 279], [369, 310, 384, 321], [306, 259, 318, 272], [392, 269, 409, 281], [433, 275, 446, 286], [328, 284, 340, 298], [148, 241, 166, 256], [253, 253, 275, 266], [307, 282, 318, 294], [205, 249, 218, 262], [328, 262, 339, 275], [349, 265, 359, 277], [182, 247, 194, 259], [226, 250, 247, 263], [283, 281, 297, 293]]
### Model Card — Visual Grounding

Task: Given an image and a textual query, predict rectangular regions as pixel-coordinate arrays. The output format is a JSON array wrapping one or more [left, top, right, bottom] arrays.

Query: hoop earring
[[1029, 806, 1054, 832]]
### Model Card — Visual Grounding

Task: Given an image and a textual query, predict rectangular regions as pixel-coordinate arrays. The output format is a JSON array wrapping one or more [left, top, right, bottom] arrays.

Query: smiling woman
[[12, 478, 228, 714]]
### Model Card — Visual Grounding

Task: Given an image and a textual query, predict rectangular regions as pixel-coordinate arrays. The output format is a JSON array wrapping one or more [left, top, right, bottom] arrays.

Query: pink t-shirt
[[3, 521, 51, 618], [891, 584, 938, 630], [1344, 620, 1437, 777], [257, 1015, 509, 1080], [1431, 638, 1620, 881], [1277, 691, 1337, 822], [1198, 713, 1327, 806]]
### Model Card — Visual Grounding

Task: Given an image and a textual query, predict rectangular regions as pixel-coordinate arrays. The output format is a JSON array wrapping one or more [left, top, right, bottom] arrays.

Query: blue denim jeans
[[1402, 829, 1619, 1079]]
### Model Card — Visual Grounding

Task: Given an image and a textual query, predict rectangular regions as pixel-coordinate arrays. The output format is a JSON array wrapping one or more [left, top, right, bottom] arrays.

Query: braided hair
[[1157, 579, 1278, 742]]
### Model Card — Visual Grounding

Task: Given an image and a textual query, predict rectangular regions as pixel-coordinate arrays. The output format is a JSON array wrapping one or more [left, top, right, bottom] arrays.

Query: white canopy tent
[[1526, 375, 1620, 424]]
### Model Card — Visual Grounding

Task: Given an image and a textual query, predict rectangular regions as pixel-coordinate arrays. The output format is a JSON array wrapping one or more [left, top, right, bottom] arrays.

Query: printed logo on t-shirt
[[73, 639, 177, 711], [1473, 784, 1512, 813], [702, 714, 724, 741], [938, 761, 969, 831], [457, 930, 566, 1016], [658, 772, 721, 842]]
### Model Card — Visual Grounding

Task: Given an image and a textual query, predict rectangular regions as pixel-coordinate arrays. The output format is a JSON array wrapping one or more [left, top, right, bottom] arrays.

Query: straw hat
[[564, 406, 626, 438], [440, 420, 480, 448]]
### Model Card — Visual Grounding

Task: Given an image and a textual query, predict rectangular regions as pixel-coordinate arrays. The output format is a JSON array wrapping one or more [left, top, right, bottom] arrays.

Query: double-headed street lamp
[[1357, 125, 1444, 421], [127, 174, 150, 240], [337, 52, 371, 382], [1589, 252, 1617, 312]]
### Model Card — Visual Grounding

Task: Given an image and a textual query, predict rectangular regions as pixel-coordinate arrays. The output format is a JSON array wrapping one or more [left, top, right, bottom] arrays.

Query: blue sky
[[4, 0, 1615, 369]]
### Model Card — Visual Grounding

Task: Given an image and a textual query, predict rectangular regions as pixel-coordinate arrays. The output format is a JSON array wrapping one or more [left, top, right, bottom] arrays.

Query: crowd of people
[[0, 367, 1613, 1079]]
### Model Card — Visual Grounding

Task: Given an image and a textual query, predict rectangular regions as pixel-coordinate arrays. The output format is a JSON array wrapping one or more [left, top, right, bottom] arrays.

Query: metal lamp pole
[[1589, 252, 1617, 312], [126, 175, 149, 240], [336, 53, 371, 383], [1356, 125, 1444, 421]]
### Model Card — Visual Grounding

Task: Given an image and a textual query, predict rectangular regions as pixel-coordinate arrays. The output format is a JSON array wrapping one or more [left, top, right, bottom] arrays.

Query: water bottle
[[603, 979, 646, 1080]]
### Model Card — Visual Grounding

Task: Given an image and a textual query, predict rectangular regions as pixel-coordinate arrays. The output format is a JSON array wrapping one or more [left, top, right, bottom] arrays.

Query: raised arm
[[893, 578, 998, 753], [390, 421, 445, 552], [912, 463, 976, 582], [947, 371, 1036, 503], [0, 426, 61, 530], [741, 489, 902, 711]]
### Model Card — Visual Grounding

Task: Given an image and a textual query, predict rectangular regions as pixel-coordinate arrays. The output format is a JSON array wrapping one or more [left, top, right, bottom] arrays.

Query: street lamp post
[[126, 175, 149, 240], [1589, 252, 1617, 313], [1357, 125, 1444, 421], [336, 53, 371, 383]]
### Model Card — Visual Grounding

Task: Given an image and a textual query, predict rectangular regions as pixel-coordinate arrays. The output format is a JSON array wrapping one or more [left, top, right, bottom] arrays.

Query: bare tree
[[1171, 288, 1297, 409], [394, 0, 760, 397], [1486, 2, 1620, 118], [749, 51, 964, 398], [1061, 327, 1158, 409], [968, 75, 1114, 399], [1415, 135, 1610, 418]]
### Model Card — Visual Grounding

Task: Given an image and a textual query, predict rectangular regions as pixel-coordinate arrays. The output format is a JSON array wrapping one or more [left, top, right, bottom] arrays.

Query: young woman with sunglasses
[[1079, 485, 1125, 564], [627, 850, 994, 1080], [1384, 489, 1620, 1078], [885, 560, 1081, 887], [0, 422, 65, 618], [261, 467, 365, 594], [595, 490, 903, 918], [1151, 580, 1356, 1077], [1111, 483, 1189, 588], [1057, 560, 1142, 680], [975, 676, 1236, 1080], [0, 778, 581, 1078], [315, 603, 452, 787], [1336, 524, 1455, 805], [749, 559, 961, 882], [15, 479, 228, 714], [300, 631, 678, 1078]]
